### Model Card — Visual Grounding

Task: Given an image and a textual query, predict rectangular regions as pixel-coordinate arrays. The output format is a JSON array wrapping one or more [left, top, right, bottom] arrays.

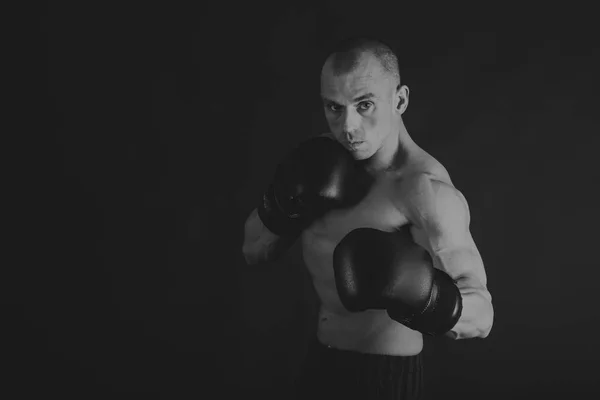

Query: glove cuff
[[387, 268, 463, 337]]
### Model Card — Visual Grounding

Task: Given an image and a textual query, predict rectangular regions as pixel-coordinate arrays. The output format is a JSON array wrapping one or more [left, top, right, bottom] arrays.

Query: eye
[[326, 103, 342, 113], [358, 101, 373, 111]]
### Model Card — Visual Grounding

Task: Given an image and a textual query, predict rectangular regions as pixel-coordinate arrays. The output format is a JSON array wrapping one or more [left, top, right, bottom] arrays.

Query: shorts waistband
[[310, 337, 422, 359]]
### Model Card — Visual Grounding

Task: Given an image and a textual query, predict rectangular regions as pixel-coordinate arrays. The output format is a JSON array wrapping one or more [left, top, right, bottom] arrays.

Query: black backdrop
[[10, 1, 599, 398]]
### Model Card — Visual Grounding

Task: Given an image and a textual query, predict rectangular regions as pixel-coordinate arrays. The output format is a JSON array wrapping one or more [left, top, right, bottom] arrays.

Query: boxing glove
[[258, 136, 371, 238], [333, 226, 462, 336]]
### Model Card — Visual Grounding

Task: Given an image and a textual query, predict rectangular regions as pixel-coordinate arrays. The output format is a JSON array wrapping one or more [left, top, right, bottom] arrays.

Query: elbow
[[478, 322, 493, 339], [474, 301, 494, 339], [480, 305, 494, 338]]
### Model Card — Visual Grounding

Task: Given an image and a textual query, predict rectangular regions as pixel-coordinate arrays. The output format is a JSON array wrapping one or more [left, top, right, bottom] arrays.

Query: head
[[320, 37, 410, 165]]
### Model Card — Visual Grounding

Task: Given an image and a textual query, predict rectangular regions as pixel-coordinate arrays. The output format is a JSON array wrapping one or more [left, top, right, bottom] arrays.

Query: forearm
[[242, 208, 297, 265], [430, 247, 494, 340], [446, 281, 493, 340], [243, 233, 297, 265]]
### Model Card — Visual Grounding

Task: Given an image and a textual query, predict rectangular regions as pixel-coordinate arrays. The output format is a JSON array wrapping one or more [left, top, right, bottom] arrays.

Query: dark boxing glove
[[258, 136, 371, 238], [333, 226, 462, 336]]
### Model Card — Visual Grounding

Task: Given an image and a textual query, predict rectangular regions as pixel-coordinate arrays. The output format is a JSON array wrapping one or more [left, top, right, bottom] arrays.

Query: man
[[242, 37, 494, 399]]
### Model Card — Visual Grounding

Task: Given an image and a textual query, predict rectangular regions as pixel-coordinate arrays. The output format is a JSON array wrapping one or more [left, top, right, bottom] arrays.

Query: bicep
[[411, 177, 472, 251], [407, 178, 487, 286]]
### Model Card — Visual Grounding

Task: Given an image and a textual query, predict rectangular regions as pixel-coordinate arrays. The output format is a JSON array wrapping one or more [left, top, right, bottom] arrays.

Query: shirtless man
[[242, 37, 494, 399]]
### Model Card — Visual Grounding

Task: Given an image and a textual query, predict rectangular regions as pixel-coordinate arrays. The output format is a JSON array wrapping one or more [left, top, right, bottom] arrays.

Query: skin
[[320, 52, 409, 171], [243, 50, 494, 355]]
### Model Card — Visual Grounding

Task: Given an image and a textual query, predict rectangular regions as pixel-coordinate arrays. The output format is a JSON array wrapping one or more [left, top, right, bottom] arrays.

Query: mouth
[[347, 138, 364, 144], [347, 141, 365, 150]]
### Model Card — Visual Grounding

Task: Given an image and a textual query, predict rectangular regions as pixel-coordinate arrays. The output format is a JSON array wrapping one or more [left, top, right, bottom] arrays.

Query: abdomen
[[301, 229, 423, 356], [301, 230, 346, 313]]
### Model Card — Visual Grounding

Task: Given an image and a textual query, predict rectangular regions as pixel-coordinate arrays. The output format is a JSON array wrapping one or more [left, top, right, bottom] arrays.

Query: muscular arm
[[431, 245, 493, 340], [400, 174, 494, 340], [242, 208, 297, 265]]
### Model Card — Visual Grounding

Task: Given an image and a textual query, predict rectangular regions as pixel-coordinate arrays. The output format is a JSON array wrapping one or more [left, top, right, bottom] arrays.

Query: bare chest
[[301, 176, 410, 307]]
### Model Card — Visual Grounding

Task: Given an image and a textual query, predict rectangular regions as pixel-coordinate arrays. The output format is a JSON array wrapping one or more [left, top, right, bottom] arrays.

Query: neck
[[363, 120, 416, 174]]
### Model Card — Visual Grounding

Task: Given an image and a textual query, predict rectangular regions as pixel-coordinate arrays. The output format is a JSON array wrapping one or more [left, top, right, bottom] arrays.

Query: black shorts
[[295, 338, 424, 400]]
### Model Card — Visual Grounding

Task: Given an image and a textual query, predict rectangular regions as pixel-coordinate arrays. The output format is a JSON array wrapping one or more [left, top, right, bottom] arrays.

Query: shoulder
[[393, 150, 454, 202], [392, 169, 475, 253], [392, 161, 469, 230], [408, 149, 453, 185]]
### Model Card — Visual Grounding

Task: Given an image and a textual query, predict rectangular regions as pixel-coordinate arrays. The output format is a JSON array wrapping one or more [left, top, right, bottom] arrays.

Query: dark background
[[9, 1, 599, 398]]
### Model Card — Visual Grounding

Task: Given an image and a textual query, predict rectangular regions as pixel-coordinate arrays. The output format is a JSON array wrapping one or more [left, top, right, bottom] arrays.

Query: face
[[320, 52, 405, 160]]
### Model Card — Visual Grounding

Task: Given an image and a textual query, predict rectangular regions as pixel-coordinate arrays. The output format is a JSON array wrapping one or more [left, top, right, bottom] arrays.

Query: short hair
[[323, 37, 400, 84]]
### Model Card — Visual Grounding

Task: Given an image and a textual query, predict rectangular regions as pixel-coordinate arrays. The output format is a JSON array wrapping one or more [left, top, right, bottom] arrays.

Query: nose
[[342, 109, 360, 140]]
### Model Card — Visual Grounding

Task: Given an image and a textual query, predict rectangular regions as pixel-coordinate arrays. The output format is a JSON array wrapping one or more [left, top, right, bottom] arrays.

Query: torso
[[301, 148, 452, 356]]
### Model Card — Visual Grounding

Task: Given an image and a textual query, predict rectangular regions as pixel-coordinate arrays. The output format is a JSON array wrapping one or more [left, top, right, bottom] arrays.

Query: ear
[[395, 84, 409, 114]]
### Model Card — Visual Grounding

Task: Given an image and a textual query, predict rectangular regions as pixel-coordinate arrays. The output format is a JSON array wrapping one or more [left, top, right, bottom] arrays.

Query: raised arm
[[242, 135, 372, 266]]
